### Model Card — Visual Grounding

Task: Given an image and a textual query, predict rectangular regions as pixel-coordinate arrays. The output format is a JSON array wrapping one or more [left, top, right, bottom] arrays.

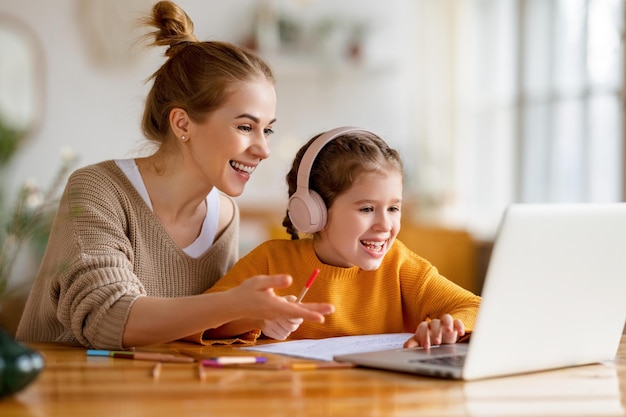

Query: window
[[406, 0, 624, 239]]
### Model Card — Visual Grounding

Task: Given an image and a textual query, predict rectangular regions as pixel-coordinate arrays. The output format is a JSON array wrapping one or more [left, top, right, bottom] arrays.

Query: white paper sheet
[[239, 333, 413, 362]]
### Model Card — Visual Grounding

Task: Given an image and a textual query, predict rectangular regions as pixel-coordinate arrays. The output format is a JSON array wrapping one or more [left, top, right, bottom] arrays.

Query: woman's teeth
[[230, 161, 254, 173]]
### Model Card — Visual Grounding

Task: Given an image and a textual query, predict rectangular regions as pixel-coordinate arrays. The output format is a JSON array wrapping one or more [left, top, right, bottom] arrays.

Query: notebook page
[[239, 333, 413, 361]]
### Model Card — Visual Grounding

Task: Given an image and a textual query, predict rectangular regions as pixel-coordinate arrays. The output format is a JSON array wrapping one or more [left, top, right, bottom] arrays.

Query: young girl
[[187, 127, 481, 349]]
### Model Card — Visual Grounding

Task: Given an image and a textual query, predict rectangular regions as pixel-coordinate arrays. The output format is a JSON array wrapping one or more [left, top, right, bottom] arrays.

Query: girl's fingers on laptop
[[430, 319, 443, 345], [404, 321, 432, 349]]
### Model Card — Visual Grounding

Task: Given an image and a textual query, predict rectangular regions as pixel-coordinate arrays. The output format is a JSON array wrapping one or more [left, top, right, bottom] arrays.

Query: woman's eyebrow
[[235, 113, 277, 124]]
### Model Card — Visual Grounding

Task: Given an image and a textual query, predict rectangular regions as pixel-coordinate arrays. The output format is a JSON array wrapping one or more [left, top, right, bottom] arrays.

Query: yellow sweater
[[191, 238, 480, 343]]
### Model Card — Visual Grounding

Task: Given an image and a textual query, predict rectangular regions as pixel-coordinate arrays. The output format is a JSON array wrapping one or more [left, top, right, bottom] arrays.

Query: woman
[[15, 1, 333, 350]]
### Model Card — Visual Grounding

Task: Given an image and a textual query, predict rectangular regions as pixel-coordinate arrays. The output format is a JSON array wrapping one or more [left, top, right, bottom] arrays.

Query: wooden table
[[2, 337, 626, 417]]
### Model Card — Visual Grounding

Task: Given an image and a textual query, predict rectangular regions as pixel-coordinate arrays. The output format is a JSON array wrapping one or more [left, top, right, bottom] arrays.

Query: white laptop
[[334, 203, 626, 380]]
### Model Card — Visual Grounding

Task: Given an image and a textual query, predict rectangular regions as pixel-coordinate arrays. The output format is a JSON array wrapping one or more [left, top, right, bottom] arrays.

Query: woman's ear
[[169, 108, 190, 141]]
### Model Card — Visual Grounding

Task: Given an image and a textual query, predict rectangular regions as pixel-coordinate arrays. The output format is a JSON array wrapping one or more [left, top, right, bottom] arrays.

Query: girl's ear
[[169, 108, 190, 140]]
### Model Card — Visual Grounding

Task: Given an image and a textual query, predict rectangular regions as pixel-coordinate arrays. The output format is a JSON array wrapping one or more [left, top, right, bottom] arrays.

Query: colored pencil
[[297, 268, 320, 302], [87, 349, 194, 363]]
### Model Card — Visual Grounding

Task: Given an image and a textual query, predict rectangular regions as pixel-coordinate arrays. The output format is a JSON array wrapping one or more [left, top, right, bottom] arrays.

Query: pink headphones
[[287, 126, 366, 233]]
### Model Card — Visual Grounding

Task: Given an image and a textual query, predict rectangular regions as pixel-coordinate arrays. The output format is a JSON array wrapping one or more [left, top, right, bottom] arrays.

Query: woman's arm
[[122, 274, 334, 347]]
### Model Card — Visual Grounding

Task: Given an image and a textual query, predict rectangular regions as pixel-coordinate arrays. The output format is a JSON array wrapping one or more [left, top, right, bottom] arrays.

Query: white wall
[[1, 0, 413, 213]]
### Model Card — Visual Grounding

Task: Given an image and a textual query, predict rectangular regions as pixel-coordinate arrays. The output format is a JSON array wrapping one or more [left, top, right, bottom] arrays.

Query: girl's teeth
[[362, 240, 384, 251]]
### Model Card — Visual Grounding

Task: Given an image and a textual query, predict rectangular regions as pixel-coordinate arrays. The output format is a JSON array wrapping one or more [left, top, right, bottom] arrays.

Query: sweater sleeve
[[39, 167, 145, 349], [414, 265, 481, 329], [398, 243, 481, 333]]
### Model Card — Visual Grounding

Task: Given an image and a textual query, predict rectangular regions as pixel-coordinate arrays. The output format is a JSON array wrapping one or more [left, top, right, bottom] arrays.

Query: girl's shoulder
[[387, 239, 434, 267], [253, 237, 311, 252], [244, 238, 314, 262]]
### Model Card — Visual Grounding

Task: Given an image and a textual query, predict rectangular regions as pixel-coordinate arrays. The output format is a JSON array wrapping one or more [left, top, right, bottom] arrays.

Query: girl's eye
[[360, 207, 374, 213], [238, 125, 252, 132], [389, 206, 401, 213], [264, 127, 275, 136]]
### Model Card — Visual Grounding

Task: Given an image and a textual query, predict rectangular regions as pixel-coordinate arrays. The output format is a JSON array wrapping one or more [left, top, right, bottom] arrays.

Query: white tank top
[[115, 159, 219, 258]]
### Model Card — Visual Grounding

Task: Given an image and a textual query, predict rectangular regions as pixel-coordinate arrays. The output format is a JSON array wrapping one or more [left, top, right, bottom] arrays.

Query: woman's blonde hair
[[139, 1, 275, 146]]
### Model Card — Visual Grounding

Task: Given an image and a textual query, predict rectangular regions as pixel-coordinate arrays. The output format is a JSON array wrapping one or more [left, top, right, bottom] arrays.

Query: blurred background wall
[[0, 0, 413, 246], [0, 0, 623, 308]]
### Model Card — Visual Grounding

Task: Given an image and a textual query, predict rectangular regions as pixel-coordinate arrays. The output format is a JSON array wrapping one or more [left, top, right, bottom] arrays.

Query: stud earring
[[181, 135, 187, 141]]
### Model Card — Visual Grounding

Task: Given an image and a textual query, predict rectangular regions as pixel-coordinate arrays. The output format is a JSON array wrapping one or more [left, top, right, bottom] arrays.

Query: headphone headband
[[295, 126, 363, 189]]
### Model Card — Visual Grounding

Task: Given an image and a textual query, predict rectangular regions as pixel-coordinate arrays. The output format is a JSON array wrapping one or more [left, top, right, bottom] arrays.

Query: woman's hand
[[260, 295, 304, 340], [404, 314, 465, 349], [229, 274, 334, 323]]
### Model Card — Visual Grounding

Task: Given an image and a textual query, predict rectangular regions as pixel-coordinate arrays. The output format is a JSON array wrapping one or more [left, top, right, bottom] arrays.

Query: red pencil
[[296, 268, 320, 302]]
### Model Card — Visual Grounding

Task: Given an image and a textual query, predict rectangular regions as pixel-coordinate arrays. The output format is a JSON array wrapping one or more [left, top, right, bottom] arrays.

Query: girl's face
[[313, 170, 403, 270], [186, 79, 276, 196]]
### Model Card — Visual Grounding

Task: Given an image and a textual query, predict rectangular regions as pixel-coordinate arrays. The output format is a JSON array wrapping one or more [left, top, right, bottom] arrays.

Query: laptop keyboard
[[412, 355, 466, 367]]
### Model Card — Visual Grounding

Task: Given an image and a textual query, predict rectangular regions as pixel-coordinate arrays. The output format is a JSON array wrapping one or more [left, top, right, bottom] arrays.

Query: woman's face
[[313, 170, 403, 270], [185, 79, 277, 196]]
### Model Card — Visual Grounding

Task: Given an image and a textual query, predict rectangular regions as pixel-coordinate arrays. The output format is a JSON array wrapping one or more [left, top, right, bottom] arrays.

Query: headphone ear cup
[[288, 189, 328, 234], [287, 127, 362, 234]]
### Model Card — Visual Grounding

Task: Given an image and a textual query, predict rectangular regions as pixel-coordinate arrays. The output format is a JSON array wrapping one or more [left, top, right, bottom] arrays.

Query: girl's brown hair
[[139, 1, 275, 146], [283, 130, 403, 239]]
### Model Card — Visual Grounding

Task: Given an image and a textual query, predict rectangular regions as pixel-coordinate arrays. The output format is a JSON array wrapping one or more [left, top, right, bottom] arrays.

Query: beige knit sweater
[[15, 160, 239, 349]]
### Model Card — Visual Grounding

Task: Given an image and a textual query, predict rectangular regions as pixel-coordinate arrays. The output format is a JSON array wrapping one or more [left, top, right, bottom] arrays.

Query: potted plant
[[0, 115, 77, 335]]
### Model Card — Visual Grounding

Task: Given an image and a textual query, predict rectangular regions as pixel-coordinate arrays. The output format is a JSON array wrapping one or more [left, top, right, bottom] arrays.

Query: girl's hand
[[260, 295, 304, 340], [404, 314, 465, 349]]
